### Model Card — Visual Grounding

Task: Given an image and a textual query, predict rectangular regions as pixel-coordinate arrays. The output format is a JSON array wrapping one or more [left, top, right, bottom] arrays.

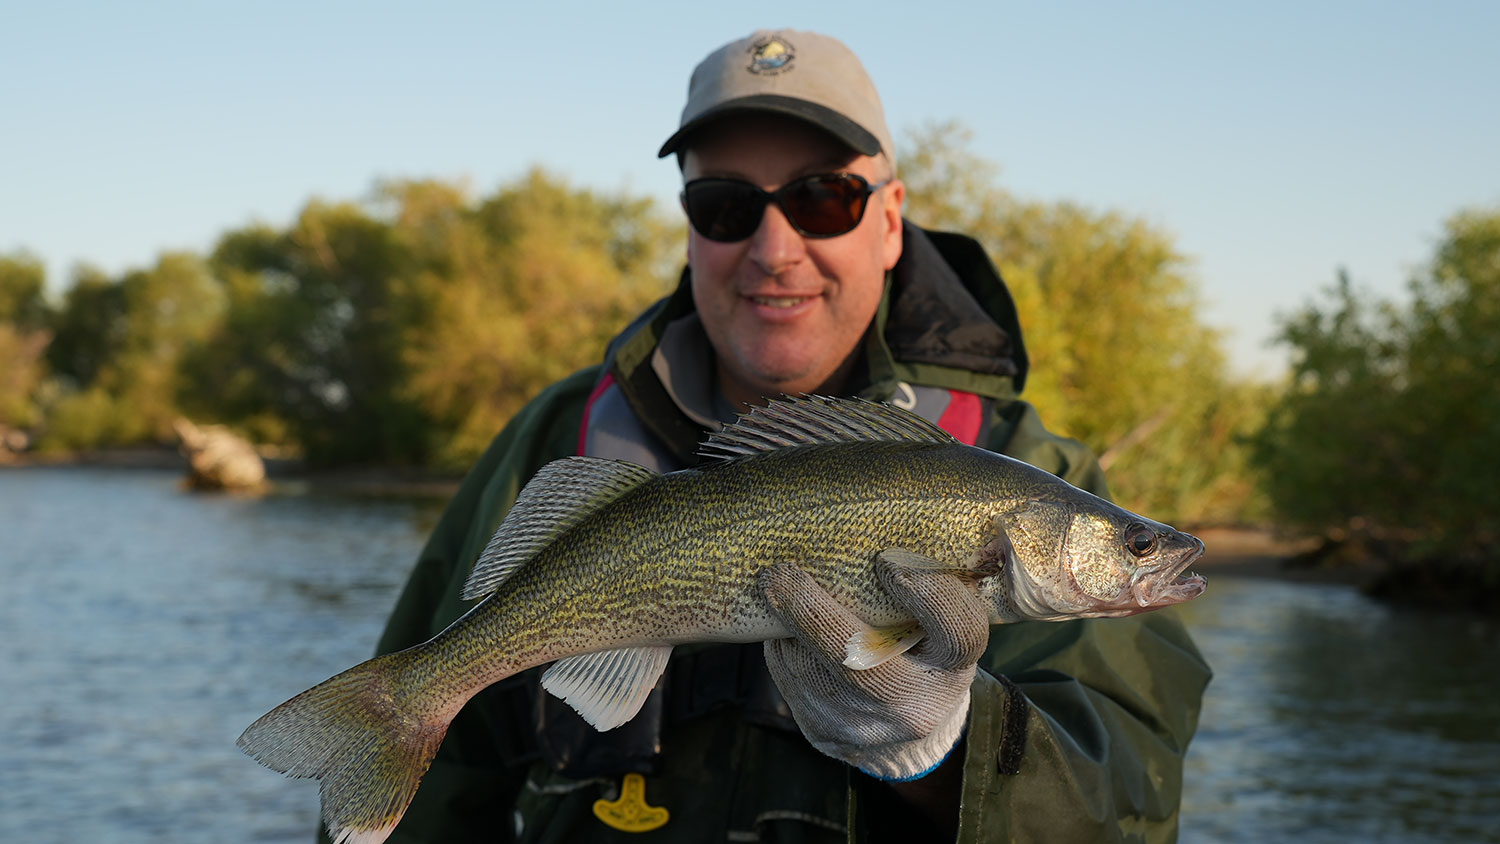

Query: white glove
[[758, 552, 991, 781]]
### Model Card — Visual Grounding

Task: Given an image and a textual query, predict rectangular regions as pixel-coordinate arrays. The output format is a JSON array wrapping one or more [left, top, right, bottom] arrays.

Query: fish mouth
[[1128, 533, 1208, 610]]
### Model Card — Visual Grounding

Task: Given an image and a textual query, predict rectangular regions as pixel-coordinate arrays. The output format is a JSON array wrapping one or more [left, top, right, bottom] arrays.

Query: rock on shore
[[173, 417, 266, 491]]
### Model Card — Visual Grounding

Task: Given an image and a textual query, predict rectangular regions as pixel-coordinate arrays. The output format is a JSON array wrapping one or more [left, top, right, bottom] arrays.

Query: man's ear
[[881, 179, 906, 271]]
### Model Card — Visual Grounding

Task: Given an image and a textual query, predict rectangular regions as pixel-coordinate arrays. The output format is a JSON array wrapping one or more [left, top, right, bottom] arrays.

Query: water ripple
[[1177, 576, 1500, 842], [0, 467, 430, 843]]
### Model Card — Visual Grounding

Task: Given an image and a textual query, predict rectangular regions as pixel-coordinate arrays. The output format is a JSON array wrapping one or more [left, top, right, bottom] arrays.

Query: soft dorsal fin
[[541, 645, 674, 730], [461, 456, 656, 600], [699, 395, 958, 462]]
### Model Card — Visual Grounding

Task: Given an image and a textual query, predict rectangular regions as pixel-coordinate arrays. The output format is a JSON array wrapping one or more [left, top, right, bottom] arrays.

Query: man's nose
[[747, 201, 806, 275]]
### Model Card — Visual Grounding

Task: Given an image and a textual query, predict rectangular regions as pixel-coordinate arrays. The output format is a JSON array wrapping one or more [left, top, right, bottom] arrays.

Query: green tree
[[395, 169, 679, 468], [187, 170, 680, 468], [40, 253, 223, 450], [900, 121, 1264, 523], [188, 199, 426, 465], [1252, 207, 1500, 606], [45, 266, 124, 389], [0, 252, 53, 432], [0, 251, 50, 329]]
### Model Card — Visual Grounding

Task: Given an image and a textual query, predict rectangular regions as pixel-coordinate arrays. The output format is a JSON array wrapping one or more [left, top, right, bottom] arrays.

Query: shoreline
[[1186, 525, 1376, 587], [1, 447, 465, 499]]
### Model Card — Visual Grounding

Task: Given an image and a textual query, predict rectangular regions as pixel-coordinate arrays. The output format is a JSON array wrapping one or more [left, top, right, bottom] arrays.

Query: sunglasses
[[681, 172, 891, 243]]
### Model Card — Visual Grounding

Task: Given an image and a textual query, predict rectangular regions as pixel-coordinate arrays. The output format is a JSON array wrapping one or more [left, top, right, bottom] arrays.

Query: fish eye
[[1124, 523, 1157, 557]]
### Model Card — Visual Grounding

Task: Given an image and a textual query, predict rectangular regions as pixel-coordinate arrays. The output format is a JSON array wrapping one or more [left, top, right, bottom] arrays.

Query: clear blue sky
[[4, 0, 1497, 378]]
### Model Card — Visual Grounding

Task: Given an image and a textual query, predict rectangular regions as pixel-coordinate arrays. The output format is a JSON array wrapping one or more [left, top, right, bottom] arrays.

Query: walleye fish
[[239, 396, 1206, 844]]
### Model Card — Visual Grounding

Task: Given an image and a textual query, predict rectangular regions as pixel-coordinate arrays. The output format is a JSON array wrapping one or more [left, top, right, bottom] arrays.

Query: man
[[364, 29, 1210, 843]]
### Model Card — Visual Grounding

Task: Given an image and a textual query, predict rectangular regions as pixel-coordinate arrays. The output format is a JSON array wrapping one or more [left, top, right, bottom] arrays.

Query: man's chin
[[727, 365, 824, 405]]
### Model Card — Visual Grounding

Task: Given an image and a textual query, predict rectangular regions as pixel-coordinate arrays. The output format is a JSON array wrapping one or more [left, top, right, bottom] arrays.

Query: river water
[[1, 466, 1496, 842]]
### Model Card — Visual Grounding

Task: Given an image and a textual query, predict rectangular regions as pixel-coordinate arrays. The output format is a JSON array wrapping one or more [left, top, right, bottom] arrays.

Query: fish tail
[[237, 645, 456, 844]]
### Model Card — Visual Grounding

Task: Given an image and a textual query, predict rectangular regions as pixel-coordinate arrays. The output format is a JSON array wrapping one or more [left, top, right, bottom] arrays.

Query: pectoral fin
[[842, 547, 984, 669], [541, 645, 673, 730], [843, 621, 925, 670], [878, 546, 999, 580], [877, 547, 952, 571]]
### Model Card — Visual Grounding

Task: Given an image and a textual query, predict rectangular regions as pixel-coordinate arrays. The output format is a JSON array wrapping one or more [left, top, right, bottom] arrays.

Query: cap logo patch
[[747, 36, 795, 75]]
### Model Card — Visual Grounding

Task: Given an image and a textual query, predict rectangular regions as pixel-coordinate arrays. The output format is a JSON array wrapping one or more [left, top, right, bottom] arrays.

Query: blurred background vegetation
[[2, 127, 1495, 609]]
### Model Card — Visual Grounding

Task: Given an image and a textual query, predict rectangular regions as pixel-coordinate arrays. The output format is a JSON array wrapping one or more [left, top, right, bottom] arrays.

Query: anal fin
[[541, 645, 673, 730]]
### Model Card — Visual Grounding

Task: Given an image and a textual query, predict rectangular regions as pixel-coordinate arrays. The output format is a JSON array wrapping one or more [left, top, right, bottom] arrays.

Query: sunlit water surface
[[1176, 575, 1500, 842], [0, 467, 434, 842], [1, 466, 1496, 842]]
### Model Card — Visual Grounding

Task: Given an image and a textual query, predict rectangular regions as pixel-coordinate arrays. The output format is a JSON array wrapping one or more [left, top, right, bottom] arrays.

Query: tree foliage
[[900, 122, 1265, 523], [394, 171, 680, 468], [1250, 207, 1500, 599], [0, 252, 53, 431], [35, 253, 222, 450], [182, 169, 680, 468], [185, 198, 429, 465], [0, 252, 50, 329]]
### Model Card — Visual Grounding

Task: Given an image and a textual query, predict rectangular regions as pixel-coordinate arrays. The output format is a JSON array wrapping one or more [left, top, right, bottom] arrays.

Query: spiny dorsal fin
[[461, 456, 656, 601], [699, 395, 958, 462]]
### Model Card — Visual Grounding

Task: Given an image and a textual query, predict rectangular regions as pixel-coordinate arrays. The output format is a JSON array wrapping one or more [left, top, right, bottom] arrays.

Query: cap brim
[[657, 94, 882, 159]]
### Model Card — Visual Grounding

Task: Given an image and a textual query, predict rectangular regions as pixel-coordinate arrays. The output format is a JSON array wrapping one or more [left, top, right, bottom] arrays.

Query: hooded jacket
[[363, 224, 1211, 843]]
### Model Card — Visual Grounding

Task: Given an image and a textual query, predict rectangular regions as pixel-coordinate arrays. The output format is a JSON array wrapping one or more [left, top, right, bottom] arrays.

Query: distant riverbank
[[1188, 525, 1376, 586], [0, 446, 464, 499]]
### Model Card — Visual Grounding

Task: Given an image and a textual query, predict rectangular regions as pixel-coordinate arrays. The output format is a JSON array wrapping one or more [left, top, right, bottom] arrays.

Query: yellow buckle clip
[[593, 772, 670, 832]]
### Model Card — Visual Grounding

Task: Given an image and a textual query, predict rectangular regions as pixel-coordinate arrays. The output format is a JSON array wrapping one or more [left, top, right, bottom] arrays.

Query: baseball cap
[[657, 29, 896, 169]]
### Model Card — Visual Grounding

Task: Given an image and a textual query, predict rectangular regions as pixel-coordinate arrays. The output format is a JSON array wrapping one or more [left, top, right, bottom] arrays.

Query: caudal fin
[[237, 648, 448, 844]]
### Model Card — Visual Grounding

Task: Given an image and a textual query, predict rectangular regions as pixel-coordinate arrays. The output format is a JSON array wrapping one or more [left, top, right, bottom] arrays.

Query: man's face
[[682, 114, 905, 409]]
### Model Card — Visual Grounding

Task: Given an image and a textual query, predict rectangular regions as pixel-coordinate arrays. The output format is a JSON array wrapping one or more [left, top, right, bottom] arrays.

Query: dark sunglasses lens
[[781, 175, 867, 236], [684, 181, 767, 242]]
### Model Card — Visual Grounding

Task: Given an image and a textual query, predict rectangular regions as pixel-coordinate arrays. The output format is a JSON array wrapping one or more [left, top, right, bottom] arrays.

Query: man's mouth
[[749, 295, 812, 308]]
